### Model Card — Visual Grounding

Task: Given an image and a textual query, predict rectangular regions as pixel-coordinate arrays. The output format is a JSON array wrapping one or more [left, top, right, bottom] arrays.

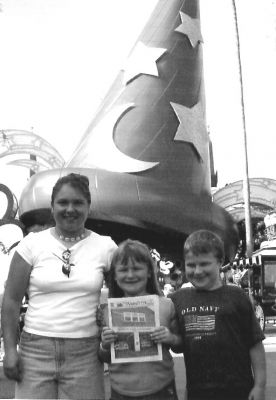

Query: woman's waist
[[23, 320, 100, 338], [19, 331, 101, 357], [25, 299, 98, 329], [21, 330, 100, 341]]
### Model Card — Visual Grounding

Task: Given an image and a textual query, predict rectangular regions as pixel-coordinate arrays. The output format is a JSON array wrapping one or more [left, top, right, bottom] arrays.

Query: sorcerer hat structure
[[18, 0, 238, 260]]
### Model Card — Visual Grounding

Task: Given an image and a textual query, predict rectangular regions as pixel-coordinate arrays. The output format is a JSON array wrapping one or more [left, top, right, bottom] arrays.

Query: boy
[[170, 230, 266, 400]]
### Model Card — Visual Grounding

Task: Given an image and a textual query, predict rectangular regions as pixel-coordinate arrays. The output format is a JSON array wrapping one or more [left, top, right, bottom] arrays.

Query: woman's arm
[[1, 252, 32, 381], [248, 341, 266, 400]]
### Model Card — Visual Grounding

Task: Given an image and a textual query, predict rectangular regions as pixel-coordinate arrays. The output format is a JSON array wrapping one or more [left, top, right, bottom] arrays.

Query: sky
[[201, 0, 276, 187], [0, 0, 158, 201], [1, 0, 276, 207]]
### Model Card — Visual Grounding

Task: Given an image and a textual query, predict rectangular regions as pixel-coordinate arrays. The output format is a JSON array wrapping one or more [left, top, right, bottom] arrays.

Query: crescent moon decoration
[[0, 183, 18, 220], [0, 147, 63, 168], [171, 101, 207, 162], [8, 159, 49, 173], [0, 219, 24, 253], [175, 11, 203, 48], [122, 41, 167, 85], [0, 130, 65, 171], [74, 103, 159, 173]]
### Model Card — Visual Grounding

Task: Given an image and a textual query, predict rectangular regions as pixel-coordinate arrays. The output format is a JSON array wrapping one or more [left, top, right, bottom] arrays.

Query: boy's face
[[185, 251, 222, 291]]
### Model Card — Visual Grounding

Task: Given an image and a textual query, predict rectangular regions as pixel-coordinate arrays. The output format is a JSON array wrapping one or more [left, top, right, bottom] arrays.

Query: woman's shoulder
[[18, 228, 51, 247], [87, 230, 109, 240], [26, 228, 51, 238], [87, 230, 117, 247]]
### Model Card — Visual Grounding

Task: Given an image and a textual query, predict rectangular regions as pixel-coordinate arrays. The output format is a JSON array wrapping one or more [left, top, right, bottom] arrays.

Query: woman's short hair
[[51, 173, 91, 205], [108, 239, 163, 297], [184, 230, 225, 263]]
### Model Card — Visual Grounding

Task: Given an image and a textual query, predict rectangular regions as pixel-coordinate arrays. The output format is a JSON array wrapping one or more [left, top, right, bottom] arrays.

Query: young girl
[[98, 239, 181, 400]]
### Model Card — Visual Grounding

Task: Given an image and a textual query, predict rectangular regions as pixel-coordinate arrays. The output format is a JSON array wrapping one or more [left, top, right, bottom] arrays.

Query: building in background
[[213, 178, 276, 256]]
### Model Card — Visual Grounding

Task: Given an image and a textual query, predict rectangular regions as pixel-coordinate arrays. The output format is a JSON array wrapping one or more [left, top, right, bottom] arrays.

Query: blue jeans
[[16, 331, 105, 399]]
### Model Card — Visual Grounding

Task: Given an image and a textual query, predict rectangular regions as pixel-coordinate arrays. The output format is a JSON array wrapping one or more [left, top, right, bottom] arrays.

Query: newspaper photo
[[107, 294, 162, 363]]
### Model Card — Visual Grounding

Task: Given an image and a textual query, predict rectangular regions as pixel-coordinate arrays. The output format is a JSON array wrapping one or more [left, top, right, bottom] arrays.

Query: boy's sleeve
[[240, 291, 265, 348]]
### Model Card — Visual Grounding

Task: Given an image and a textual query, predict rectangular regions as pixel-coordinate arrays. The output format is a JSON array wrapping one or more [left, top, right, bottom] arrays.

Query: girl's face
[[114, 258, 150, 297], [52, 184, 90, 236]]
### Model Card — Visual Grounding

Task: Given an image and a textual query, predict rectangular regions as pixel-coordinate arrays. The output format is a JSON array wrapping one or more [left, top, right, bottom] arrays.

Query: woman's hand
[[151, 326, 181, 346], [3, 348, 22, 382], [101, 326, 117, 350]]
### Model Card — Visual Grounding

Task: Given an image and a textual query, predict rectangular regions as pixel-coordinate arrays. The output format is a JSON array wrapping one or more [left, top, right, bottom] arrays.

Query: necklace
[[57, 230, 86, 243]]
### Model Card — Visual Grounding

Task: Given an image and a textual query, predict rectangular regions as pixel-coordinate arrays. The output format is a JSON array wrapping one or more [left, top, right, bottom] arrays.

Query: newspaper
[[107, 294, 162, 363]]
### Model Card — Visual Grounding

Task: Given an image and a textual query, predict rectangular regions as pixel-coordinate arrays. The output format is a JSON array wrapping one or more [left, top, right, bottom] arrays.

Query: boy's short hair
[[184, 230, 225, 263]]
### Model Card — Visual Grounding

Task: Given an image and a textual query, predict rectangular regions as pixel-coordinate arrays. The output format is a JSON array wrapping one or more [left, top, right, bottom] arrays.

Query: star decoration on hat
[[171, 101, 207, 162], [122, 41, 166, 85], [175, 11, 203, 48]]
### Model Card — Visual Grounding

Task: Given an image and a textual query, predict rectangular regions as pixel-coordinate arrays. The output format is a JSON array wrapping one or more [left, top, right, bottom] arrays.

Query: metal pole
[[231, 1, 253, 296]]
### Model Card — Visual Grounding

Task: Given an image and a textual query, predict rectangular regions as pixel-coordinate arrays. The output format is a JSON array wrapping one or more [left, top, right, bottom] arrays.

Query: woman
[[1, 173, 117, 399]]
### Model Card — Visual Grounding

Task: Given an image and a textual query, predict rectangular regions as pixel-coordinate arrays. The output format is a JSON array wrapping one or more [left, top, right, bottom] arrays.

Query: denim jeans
[[16, 331, 105, 399]]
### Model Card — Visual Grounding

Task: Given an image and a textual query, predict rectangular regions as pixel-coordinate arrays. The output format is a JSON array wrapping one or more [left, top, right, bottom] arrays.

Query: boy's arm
[[248, 341, 266, 400]]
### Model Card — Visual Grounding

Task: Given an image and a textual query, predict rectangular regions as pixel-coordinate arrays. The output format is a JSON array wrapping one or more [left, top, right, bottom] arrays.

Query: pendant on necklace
[[62, 263, 71, 277]]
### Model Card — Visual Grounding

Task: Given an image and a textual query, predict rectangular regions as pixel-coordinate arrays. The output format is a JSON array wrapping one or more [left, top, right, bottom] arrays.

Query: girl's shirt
[[100, 296, 178, 396], [16, 228, 117, 338]]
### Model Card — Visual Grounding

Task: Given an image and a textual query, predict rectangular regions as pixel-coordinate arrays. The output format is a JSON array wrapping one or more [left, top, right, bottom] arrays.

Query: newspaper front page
[[108, 295, 162, 363]]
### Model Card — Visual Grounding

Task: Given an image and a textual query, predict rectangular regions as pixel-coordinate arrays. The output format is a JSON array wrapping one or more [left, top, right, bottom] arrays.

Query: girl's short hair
[[51, 173, 91, 205], [184, 230, 225, 263], [108, 239, 163, 298]]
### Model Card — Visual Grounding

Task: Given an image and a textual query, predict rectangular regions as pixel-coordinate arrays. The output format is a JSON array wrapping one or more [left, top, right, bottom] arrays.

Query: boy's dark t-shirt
[[170, 285, 265, 399]]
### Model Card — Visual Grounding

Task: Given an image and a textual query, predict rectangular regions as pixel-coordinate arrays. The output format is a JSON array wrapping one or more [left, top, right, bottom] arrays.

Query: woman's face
[[52, 183, 90, 236]]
